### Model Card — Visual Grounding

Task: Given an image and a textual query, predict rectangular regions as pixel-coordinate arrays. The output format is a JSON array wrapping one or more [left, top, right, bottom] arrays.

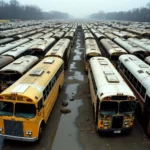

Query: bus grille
[[4, 120, 23, 137], [112, 116, 123, 129]]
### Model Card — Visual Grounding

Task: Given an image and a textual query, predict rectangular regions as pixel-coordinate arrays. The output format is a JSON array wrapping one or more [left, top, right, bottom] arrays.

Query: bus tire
[[38, 122, 44, 140]]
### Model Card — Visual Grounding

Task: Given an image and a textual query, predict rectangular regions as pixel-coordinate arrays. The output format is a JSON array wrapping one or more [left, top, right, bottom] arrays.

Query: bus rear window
[[111, 96, 128, 100], [10, 74, 21, 81], [0, 74, 10, 81], [15, 103, 36, 119], [0, 101, 13, 116], [86, 56, 93, 61]]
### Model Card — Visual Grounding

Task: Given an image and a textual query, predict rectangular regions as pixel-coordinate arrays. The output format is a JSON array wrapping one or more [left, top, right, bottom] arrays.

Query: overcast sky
[[6, 0, 150, 18]]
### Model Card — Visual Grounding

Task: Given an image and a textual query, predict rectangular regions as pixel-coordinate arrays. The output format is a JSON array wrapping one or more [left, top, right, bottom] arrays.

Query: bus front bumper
[[98, 127, 133, 133], [0, 134, 37, 142]]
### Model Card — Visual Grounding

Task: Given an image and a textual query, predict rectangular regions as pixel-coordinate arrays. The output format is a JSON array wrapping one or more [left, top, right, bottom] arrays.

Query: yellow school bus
[[0, 57, 64, 142]]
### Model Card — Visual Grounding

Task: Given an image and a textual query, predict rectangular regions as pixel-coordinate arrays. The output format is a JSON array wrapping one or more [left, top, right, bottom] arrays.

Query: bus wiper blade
[[15, 115, 29, 120]]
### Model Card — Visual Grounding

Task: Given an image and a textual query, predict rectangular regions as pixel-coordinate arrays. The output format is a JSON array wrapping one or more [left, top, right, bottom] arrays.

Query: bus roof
[[84, 32, 94, 40], [64, 31, 75, 39], [85, 39, 102, 56], [119, 54, 150, 97], [2, 39, 42, 58], [90, 57, 135, 100], [0, 55, 39, 74], [0, 38, 29, 55], [29, 38, 56, 52], [114, 37, 146, 54], [0, 57, 63, 103], [128, 38, 150, 52], [45, 38, 70, 58], [100, 38, 127, 55], [0, 55, 14, 69]]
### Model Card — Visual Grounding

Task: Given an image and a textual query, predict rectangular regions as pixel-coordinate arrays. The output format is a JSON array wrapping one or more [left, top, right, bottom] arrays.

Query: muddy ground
[[0, 28, 150, 150]]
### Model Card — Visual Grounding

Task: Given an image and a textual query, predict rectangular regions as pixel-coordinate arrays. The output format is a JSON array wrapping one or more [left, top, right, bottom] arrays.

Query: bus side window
[[130, 73, 133, 82], [120, 62, 123, 70], [140, 86, 146, 99], [45, 85, 49, 96], [136, 81, 141, 93], [38, 99, 43, 112], [48, 81, 51, 91]]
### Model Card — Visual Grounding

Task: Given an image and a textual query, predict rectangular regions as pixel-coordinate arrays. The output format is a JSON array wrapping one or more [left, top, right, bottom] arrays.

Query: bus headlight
[[26, 131, 32, 135], [124, 121, 130, 125], [0, 128, 3, 132], [104, 122, 110, 126]]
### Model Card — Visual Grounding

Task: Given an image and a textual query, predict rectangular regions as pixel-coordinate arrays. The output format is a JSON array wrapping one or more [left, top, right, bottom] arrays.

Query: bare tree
[[89, 3, 150, 22], [0, 0, 69, 20]]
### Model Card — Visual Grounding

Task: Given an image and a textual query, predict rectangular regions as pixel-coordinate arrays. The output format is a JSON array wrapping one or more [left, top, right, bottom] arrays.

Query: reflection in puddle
[[70, 62, 76, 70], [74, 50, 82, 55], [52, 100, 83, 150], [65, 83, 79, 99], [73, 55, 81, 60], [68, 71, 84, 81]]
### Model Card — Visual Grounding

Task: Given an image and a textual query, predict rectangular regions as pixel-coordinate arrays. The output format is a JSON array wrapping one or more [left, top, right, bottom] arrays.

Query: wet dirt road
[[0, 27, 150, 150]]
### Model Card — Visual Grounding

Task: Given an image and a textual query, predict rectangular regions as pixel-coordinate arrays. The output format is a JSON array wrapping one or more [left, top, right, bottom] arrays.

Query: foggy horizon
[[5, 0, 150, 18]]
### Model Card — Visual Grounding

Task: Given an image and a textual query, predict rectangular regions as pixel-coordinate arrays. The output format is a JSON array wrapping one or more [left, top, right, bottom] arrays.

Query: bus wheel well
[[41, 120, 45, 127], [38, 120, 45, 140]]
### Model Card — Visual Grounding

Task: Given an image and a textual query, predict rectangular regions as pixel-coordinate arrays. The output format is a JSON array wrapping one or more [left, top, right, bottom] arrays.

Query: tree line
[[89, 2, 150, 22], [0, 0, 70, 20]]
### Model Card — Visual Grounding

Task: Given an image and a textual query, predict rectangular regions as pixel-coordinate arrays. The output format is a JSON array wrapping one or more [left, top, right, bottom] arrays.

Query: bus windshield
[[0, 101, 13, 116], [15, 103, 36, 119], [119, 101, 136, 114], [100, 101, 118, 115]]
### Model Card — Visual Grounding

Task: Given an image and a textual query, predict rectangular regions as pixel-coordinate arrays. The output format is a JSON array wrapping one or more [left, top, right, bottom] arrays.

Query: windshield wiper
[[119, 108, 134, 115], [15, 114, 29, 120], [0, 112, 12, 116], [101, 108, 117, 115]]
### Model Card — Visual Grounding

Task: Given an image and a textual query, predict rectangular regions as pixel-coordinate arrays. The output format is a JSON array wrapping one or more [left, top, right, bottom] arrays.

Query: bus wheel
[[38, 124, 44, 140]]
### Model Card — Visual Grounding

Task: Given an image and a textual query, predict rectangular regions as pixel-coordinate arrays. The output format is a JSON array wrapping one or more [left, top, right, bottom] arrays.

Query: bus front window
[[100, 101, 118, 115], [119, 101, 136, 114], [0, 102, 13, 116], [15, 103, 36, 119]]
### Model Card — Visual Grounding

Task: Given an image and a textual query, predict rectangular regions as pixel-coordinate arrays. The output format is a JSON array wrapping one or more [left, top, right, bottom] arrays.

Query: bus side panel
[[88, 70, 97, 120], [44, 71, 64, 123]]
